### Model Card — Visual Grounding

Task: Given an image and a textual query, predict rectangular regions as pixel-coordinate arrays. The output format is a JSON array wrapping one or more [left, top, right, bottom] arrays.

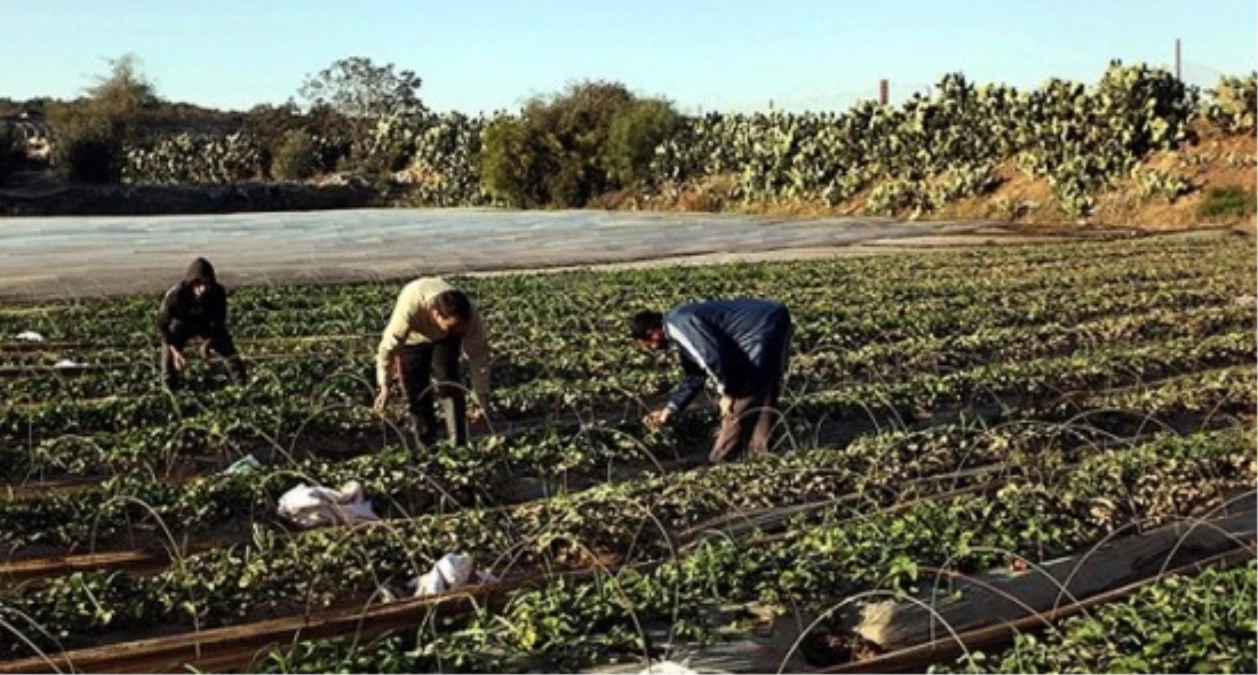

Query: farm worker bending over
[[630, 299, 792, 464], [156, 257, 247, 391], [374, 277, 492, 447]]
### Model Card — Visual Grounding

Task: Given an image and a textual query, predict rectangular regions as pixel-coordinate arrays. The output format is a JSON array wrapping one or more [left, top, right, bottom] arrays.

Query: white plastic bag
[[53, 359, 85, 369], [15, 331, 45, 343], [277, 480, 379, 528], [639, 661, 698, 674], [405, 553, 500, 599]]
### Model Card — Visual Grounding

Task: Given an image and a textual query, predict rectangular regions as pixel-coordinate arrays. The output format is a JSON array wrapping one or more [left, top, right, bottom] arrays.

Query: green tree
[[272, 129, 322, 181], [298, 57, 425, 119], [480, 114, 553, 208], [480, 80, 653, 207], [84, 53, 160, 140], [604, 98, 684, 189], [298, 57, 424, 168]]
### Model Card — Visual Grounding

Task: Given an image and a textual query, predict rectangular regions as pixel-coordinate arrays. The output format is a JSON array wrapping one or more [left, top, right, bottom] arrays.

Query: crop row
[[0, 417, 712, 554], [7, 349, 1237, 557], [3, 299, 1249, 407], [936, 561, 1257, 674], [3, 327, 1252, 486], [0, 361, 1228, 558]]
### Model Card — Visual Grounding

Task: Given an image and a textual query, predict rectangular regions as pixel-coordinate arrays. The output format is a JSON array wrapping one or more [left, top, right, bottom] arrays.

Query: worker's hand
[[718, 395, 733, 419], [642, 408, 672, 431], [168, 345, 186, 372], [373, 387, 390, 413]]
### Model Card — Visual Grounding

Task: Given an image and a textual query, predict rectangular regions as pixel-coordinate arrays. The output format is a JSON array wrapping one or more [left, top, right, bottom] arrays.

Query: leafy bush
[[238, 103, 354, 177], [1198, 186, 1256, 220], [865, 179, 932, 216], [1133, 167, 1192, 203], [53, 118, 123, 184], [481, 115, 552, 208], [122, 133, 263, 184], [604, 98, 684, 189], [384, 112, 490, 206], [480, 81, 637, 208], [273, 130, 322, 181], [1207, 73, 1257, 133]]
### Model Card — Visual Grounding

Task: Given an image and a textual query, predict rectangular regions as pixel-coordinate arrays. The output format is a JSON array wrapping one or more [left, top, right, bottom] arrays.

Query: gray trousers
[[709, 323, 792, 464]]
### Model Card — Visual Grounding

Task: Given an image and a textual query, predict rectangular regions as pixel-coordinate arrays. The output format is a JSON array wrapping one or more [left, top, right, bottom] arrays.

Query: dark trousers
[[709, 323, 792, 464], [397, 338, 468, 447], [160, 322, 246, 390]]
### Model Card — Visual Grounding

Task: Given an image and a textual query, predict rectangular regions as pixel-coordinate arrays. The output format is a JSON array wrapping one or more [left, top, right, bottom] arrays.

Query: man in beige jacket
[[374, 277, 492, 446]]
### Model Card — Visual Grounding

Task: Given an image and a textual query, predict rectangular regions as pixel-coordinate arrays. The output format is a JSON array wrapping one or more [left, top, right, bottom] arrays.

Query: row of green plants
[[3, 324, 1252, 468], [8, 340, 1250, 494], [3, 298, 1246, 423], [2, 265, 1258, 455], [937, 562, 1257, 674], [1, 241, 1247, 392], [0, 417, 709, 554]]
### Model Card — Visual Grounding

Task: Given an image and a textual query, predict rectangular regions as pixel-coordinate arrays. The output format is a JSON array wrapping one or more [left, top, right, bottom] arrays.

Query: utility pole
[[1175, 38, 1182, 81], [879, 79, 889, 105]]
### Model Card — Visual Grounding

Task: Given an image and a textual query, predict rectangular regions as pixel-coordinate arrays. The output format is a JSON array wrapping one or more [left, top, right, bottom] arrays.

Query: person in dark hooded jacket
[[156, 258, 246, 390], [630, 299, 792, 463]]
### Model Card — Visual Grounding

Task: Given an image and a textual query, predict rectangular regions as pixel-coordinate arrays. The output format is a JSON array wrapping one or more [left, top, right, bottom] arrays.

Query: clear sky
[[1, 0, 1254, 114]]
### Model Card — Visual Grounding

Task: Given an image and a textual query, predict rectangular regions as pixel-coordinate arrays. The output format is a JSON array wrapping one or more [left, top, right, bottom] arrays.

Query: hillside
[[2, 65, 1255, 228]]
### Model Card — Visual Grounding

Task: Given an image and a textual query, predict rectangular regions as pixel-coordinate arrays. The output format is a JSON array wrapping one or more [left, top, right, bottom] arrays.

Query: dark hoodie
[[156, 258, 229, 343]]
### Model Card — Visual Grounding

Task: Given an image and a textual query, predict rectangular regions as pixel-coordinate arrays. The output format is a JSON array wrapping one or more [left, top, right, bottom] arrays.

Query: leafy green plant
[[272, 129, 321, 181], [123, 132, 263, 184], [480, 80, 640, 207], [480, 112, 553, 208], [604, 98, 684, 189], [1133, 167, 1192, 203], [53, 116, 123, 184], [939, 563, 1258, 674], [1206, 73, 1257, 134], [1198, 185, 1257, 220]]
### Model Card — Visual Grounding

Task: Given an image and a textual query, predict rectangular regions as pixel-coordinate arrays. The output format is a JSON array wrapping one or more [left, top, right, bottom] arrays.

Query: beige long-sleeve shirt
[[376, 278, 491, 407]]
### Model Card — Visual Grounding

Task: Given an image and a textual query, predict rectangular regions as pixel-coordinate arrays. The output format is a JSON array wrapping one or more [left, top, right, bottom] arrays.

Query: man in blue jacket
[[630, 299, 792, 463]]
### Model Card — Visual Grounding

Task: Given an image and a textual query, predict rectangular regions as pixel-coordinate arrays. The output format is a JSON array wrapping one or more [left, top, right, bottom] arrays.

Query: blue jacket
[[663, 299, 792, 414]]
